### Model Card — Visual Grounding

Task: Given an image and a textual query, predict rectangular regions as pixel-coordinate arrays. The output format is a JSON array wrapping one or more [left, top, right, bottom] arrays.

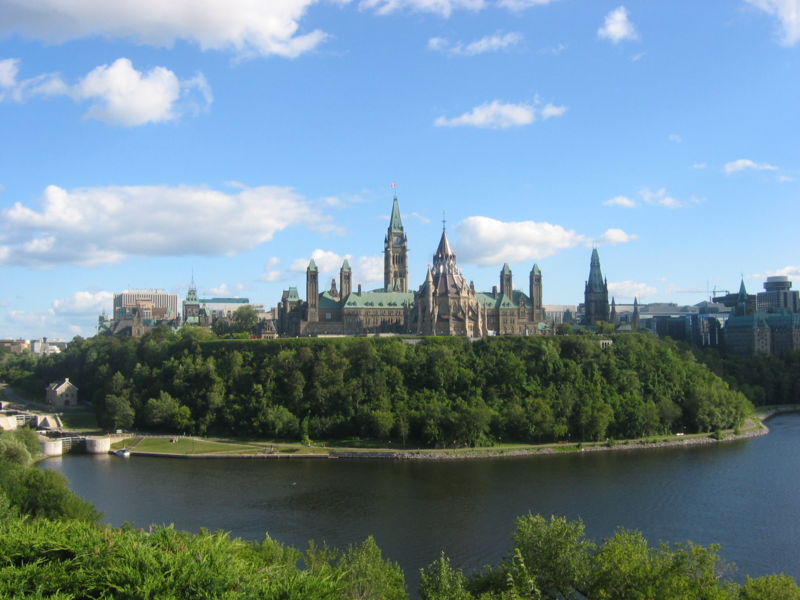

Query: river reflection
[[42, 414, 800, 593]]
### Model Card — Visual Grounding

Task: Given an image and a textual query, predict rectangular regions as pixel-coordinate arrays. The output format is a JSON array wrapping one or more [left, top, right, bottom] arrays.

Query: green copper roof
[[389, 196, 404, 233], [475, 290, 531, 309], [341, 259, 351, 271], [531, 264, 541, 275], [308, 259, 318, 271], [319, 292, 341, 310], [286, 287, 300, 301], [199, 297, 249, 304], [502, 263, 511, 274], [345, 290, 414, 308], [587, 248, 605, 291]]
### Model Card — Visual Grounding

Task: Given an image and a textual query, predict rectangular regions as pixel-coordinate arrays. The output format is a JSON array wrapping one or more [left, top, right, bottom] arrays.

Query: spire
[[341, 259, 351, 272], [502, 263, 511, 274], [738, 278, 747, 297], [531, 264, 541, 275], [308, 258, 317, 271], [587, 248, 605, 292], [434, 229, 456, 264], [389, 194, 404, 233]]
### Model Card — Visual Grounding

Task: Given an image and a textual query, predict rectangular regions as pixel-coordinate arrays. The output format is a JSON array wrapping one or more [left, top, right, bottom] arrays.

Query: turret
[[340, 259, 352, 300], [529, 264, 542, 320], [500, 263, 513, 297], [306, 259, 319, 322]]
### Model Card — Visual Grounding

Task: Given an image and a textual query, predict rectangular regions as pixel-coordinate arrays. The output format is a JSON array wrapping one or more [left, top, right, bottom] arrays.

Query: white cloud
[[75, 58, 212, 125], [7, 309, 53, 328], [539, 43, 567, 55], [498, 0, 559, 10], [291, 248, 352, 274], [0, 1, 326, 58], [0, 57, 18, 87], [1, 184, 329, 267], [758, 265, 800, 280], [691, 162, 707, 169], [746, 0, 800, 45], [777, 174, 795, 182], [289, 250, 383, 286], [455, 216, 584, 265], [357, 0, 485, 16], [593, 228, 637, 246], [356, 255, 384, 284], [603, 195, 637, 208], [0, 57, 212, 126], [723, 158, 779, 174], [598, 6, 639, 44], [262, 256, 283, 281], [668, 133, 682, 143], [428, 32, 523, 56], [641, 187, 683, 208], [608, 280, 657, 299], [434, 97, 565, 129], [208, 284, 235, 296], [52, 290, 113, 315], [540, 102, 567, 119]]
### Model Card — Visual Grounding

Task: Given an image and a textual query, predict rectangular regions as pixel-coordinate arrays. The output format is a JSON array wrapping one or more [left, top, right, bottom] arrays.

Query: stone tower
[[632, 297, 640, 330], [610, 297, 618, 325], [500, 263, 513, 296], [384, 194, 408, 292], [306, 259, 319, 323], [529, 264, 543, 321], [340, 259, 352, 300], [584, 248, 609, 325]]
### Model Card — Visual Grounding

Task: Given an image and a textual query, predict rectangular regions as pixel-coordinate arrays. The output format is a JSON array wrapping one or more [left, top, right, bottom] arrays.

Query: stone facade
[[46, 378, 78, 407], [276, 195, 548, 337]]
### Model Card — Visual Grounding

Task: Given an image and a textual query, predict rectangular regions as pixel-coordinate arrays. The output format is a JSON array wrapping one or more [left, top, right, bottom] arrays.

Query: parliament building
[[276, 195, 547, 337]]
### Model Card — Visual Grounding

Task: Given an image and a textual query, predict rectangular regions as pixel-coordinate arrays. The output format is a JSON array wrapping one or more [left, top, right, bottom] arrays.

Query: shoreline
[[118, 414, 780, 462]]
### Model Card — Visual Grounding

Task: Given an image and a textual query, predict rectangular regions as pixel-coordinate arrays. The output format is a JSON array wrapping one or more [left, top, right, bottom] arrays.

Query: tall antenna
[[442, 210, 446, 232], [390, 182, 398, 198]]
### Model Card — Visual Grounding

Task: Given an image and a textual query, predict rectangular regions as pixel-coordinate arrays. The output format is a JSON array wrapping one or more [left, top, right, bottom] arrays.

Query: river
[[41, 414, 800, 593]]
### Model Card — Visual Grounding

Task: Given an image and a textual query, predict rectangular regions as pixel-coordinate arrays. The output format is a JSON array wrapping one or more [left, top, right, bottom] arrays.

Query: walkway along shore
[[117, 408, 798, 462]]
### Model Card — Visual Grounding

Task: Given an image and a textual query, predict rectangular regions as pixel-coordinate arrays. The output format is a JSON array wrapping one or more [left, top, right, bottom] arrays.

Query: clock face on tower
[[394, 235, 403, 245]]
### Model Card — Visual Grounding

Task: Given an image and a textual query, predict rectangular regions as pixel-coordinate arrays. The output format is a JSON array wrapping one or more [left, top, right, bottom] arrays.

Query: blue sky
[[1, 0, 798, 339]]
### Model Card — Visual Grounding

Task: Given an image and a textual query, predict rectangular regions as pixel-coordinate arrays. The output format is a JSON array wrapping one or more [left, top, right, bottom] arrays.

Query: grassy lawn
[[132, 437, 265, 455], [59, 411, 101, 433]]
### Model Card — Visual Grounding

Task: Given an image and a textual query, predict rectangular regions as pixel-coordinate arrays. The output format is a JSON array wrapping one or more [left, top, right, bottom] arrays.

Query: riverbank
[[110, 412, 775, 461]]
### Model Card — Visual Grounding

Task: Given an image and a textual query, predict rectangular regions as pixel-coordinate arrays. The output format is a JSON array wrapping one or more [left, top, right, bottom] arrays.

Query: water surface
[[42, 415, 800, 591]]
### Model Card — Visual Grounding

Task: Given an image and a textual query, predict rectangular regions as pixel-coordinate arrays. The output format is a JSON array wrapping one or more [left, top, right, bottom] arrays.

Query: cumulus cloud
[[499, 0, 559, 10], [356, 0, 485, 17], [723, 158, 779, 174], [594, 228, 638, 246], [455, 216, 584, 265], [261, 257, 283, 282], [0, 184, 329, 267], [0, 57, 211, 125], [0, 0, 326, 58], [0, 57, 18, 87], [608, 280, 658, 299], [291, 248, 351, 273], [356, 255, 384, 284], [757, 265, 800, 280], [434, 97, 566, 129], [598, 6, 639, 43], [52, 290, 113, 315], [289, 250, 383, 286], [428, 31, 523, 56], [603, 195, 637, 208], [640, 187, 683, 208], [746, 0, 800, 45]]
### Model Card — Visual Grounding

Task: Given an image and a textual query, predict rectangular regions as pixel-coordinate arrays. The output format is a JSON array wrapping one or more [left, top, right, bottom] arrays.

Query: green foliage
[[692, 347, 800, 406], [0, 436, 32, 466], [3, 333, 753, 445]]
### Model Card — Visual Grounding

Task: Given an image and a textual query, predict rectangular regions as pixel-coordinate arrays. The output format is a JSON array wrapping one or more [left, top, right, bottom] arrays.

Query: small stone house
[[45, 378, 79, 408]]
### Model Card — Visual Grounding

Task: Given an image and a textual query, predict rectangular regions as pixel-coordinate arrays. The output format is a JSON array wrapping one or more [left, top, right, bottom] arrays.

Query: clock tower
[[384, 193, 408, 292]]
